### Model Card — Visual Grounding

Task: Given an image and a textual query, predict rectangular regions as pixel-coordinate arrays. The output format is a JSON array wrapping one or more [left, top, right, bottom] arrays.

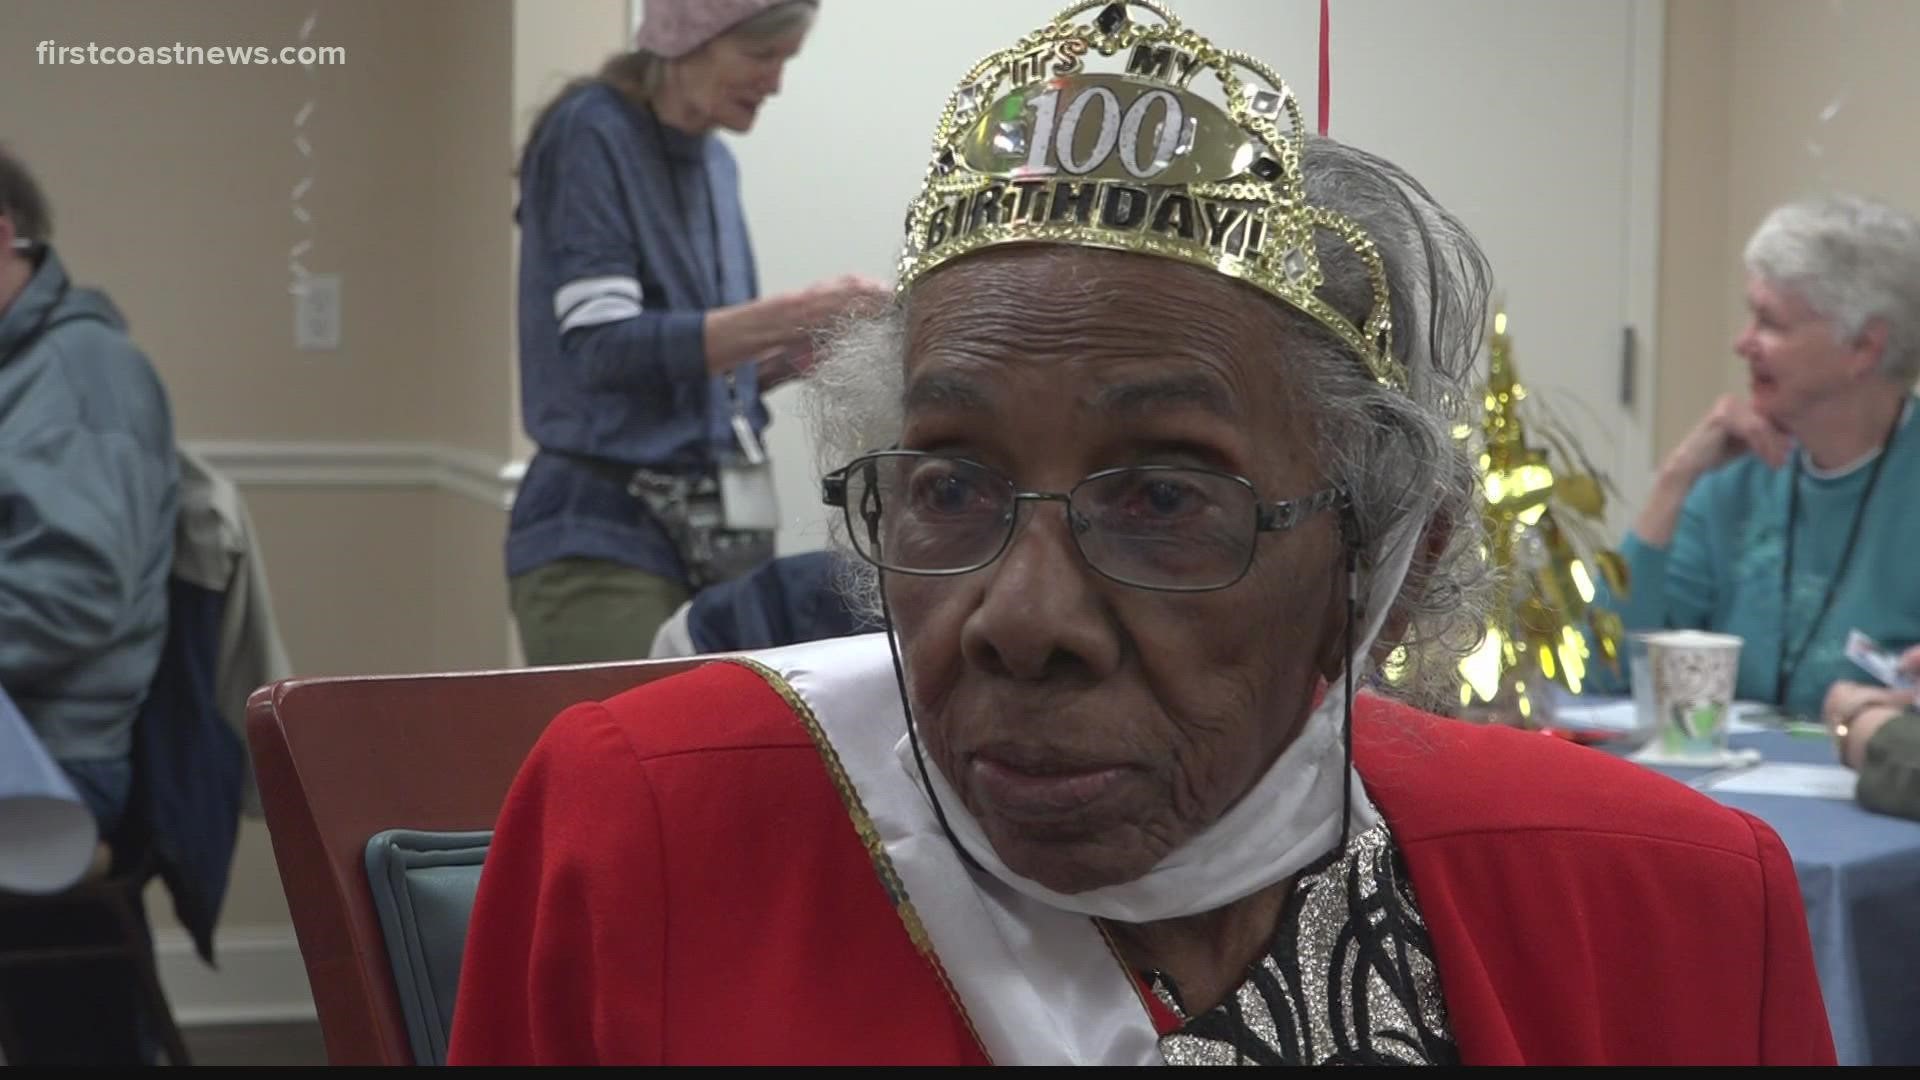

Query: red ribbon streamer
[[1317, 0, 1331, 135]]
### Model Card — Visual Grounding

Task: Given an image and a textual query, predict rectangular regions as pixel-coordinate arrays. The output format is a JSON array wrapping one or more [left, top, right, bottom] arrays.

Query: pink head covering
[[634, 0, 816, 59]]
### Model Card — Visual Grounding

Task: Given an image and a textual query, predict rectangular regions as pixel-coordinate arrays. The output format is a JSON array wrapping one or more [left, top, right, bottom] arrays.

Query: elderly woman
[[1593, 195, 1920, 715], [449, 2, 1833, 1065]]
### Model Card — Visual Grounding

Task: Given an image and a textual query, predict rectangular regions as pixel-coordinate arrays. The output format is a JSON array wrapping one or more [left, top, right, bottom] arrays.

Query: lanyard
[[1773, 406, 1904, 703]]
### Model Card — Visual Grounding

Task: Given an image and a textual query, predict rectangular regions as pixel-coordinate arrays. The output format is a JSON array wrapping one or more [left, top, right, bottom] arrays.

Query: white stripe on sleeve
[[553, 275, 642, 322], [558, 295, 643, 334]]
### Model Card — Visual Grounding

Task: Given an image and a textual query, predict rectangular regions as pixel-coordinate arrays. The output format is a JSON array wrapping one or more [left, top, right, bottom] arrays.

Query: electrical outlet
[[295, 273, 341, 350]]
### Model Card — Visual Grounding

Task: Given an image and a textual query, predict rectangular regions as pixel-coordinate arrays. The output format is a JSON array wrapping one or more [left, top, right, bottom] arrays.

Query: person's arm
[[1610, 476, 1720, 632], [1635, 394, 1791, 547], [703, 298, 817, 377], [1627, 467, 1695, 550], [0, 425, 166, 689], [1582, 477, 1722, 695], [1598, 393, 1792, 631], [1853, 708, 1920, 822], [534, 116, 732, 394], [533, 114, 884, 394], [447, 702, 666, 1064]]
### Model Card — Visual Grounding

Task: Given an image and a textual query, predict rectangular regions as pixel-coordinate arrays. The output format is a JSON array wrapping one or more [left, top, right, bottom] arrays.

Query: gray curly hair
[[805, 135, 1493, 711]]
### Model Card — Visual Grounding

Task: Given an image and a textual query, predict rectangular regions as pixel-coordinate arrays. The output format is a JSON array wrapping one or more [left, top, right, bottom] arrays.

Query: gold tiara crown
[[898, 0, 1400, 388]]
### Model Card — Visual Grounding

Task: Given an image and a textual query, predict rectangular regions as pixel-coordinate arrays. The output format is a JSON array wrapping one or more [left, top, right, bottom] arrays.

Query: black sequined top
[[1144, 823, 1458, 1066]]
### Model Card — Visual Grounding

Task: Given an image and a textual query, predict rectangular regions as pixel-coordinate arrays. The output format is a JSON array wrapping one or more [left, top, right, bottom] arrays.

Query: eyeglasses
[[822, 450, 1347, 593]]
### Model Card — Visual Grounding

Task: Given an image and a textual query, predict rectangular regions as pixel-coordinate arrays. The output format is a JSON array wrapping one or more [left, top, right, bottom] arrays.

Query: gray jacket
[[0, 249, 178, 761], [175, 445, 289, 815]]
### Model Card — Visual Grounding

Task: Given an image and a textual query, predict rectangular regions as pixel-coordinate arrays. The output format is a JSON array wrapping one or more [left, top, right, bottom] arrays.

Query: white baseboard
[[156, 925, 316, 1028], [183, 439, 526, 511]]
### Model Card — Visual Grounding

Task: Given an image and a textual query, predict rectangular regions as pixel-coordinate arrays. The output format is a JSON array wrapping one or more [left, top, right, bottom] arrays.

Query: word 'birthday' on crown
[[920, 178, 1271, 265]]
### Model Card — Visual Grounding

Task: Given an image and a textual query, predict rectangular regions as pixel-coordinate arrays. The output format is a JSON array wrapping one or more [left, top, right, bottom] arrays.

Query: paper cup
[[1645, 630, 1743, 760]]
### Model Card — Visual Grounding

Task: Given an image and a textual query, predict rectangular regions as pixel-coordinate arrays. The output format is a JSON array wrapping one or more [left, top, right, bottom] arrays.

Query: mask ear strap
[[1337, 498, 1363, 857], [878, 578, 986, 875]]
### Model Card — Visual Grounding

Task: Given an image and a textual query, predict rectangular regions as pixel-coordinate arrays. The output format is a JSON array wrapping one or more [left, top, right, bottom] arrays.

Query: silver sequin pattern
[[1153, 822, 1456, 1066]]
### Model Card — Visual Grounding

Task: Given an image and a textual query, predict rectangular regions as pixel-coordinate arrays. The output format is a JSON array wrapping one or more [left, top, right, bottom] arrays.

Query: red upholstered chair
[[246, 658, 702, 1065]]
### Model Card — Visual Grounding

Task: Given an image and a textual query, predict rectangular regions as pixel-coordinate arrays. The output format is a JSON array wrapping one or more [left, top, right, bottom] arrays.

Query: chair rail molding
[[184, 440, 525, 510]]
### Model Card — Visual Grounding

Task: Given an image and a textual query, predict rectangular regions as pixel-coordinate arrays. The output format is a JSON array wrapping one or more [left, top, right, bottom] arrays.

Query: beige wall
[[2, 0, 518, 489], [431, 492, 514, 670], [206, 487, 445, 932], [1657, 0, 1920, 458], [8, 0, 432, 440], [513, 0, 629, 150], [2, 0, 529, 995], [427, 3, 519, 457], [1655, 0, 1735, 460]]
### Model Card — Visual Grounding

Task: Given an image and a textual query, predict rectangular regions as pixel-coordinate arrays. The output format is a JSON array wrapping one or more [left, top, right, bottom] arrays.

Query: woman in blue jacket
[[509, 0, 885, 664]]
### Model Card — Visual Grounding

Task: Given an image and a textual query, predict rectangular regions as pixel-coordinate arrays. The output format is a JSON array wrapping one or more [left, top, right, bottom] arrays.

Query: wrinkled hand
[[759, 341, 819, 390], [1663, 394, 1793, 480], [1824, 679, 1915, 726], [1824, 679, 1917, 767], [1833, 703, 1906, 770]]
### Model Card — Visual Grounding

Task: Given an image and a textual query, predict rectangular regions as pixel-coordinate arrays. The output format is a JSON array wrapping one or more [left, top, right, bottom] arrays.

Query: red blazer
[[448, 662, 1835, 1065]]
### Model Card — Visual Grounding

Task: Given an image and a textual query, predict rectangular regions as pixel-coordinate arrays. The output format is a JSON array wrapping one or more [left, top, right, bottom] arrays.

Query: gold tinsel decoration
[[1455, 309, 1631, 725]]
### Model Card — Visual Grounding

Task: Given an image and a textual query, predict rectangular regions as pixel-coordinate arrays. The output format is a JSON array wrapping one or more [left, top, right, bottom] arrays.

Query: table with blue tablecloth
[[1625, 724, 1920, 1065], [0, 685, 97, 894]]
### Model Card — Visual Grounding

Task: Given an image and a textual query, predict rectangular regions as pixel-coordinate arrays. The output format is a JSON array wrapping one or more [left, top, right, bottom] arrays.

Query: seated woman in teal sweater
[[1591, 194, 1920, 717]]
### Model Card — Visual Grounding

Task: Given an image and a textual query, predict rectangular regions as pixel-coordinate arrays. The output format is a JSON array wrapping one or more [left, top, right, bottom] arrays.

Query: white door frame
[[1618, 0, 1667, 530]]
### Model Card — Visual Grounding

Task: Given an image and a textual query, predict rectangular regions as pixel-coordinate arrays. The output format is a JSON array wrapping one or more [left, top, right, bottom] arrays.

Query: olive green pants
[[509, 558, 690, 666]]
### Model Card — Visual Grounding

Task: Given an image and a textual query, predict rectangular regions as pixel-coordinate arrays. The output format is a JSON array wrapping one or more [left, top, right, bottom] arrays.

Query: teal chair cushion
[[363, 829, 491, 1066]]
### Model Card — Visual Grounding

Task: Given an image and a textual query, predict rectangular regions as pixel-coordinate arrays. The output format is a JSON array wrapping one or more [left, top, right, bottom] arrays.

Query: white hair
[[1744, 193, 1920, 382], [805, 136, 1494, 710]]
